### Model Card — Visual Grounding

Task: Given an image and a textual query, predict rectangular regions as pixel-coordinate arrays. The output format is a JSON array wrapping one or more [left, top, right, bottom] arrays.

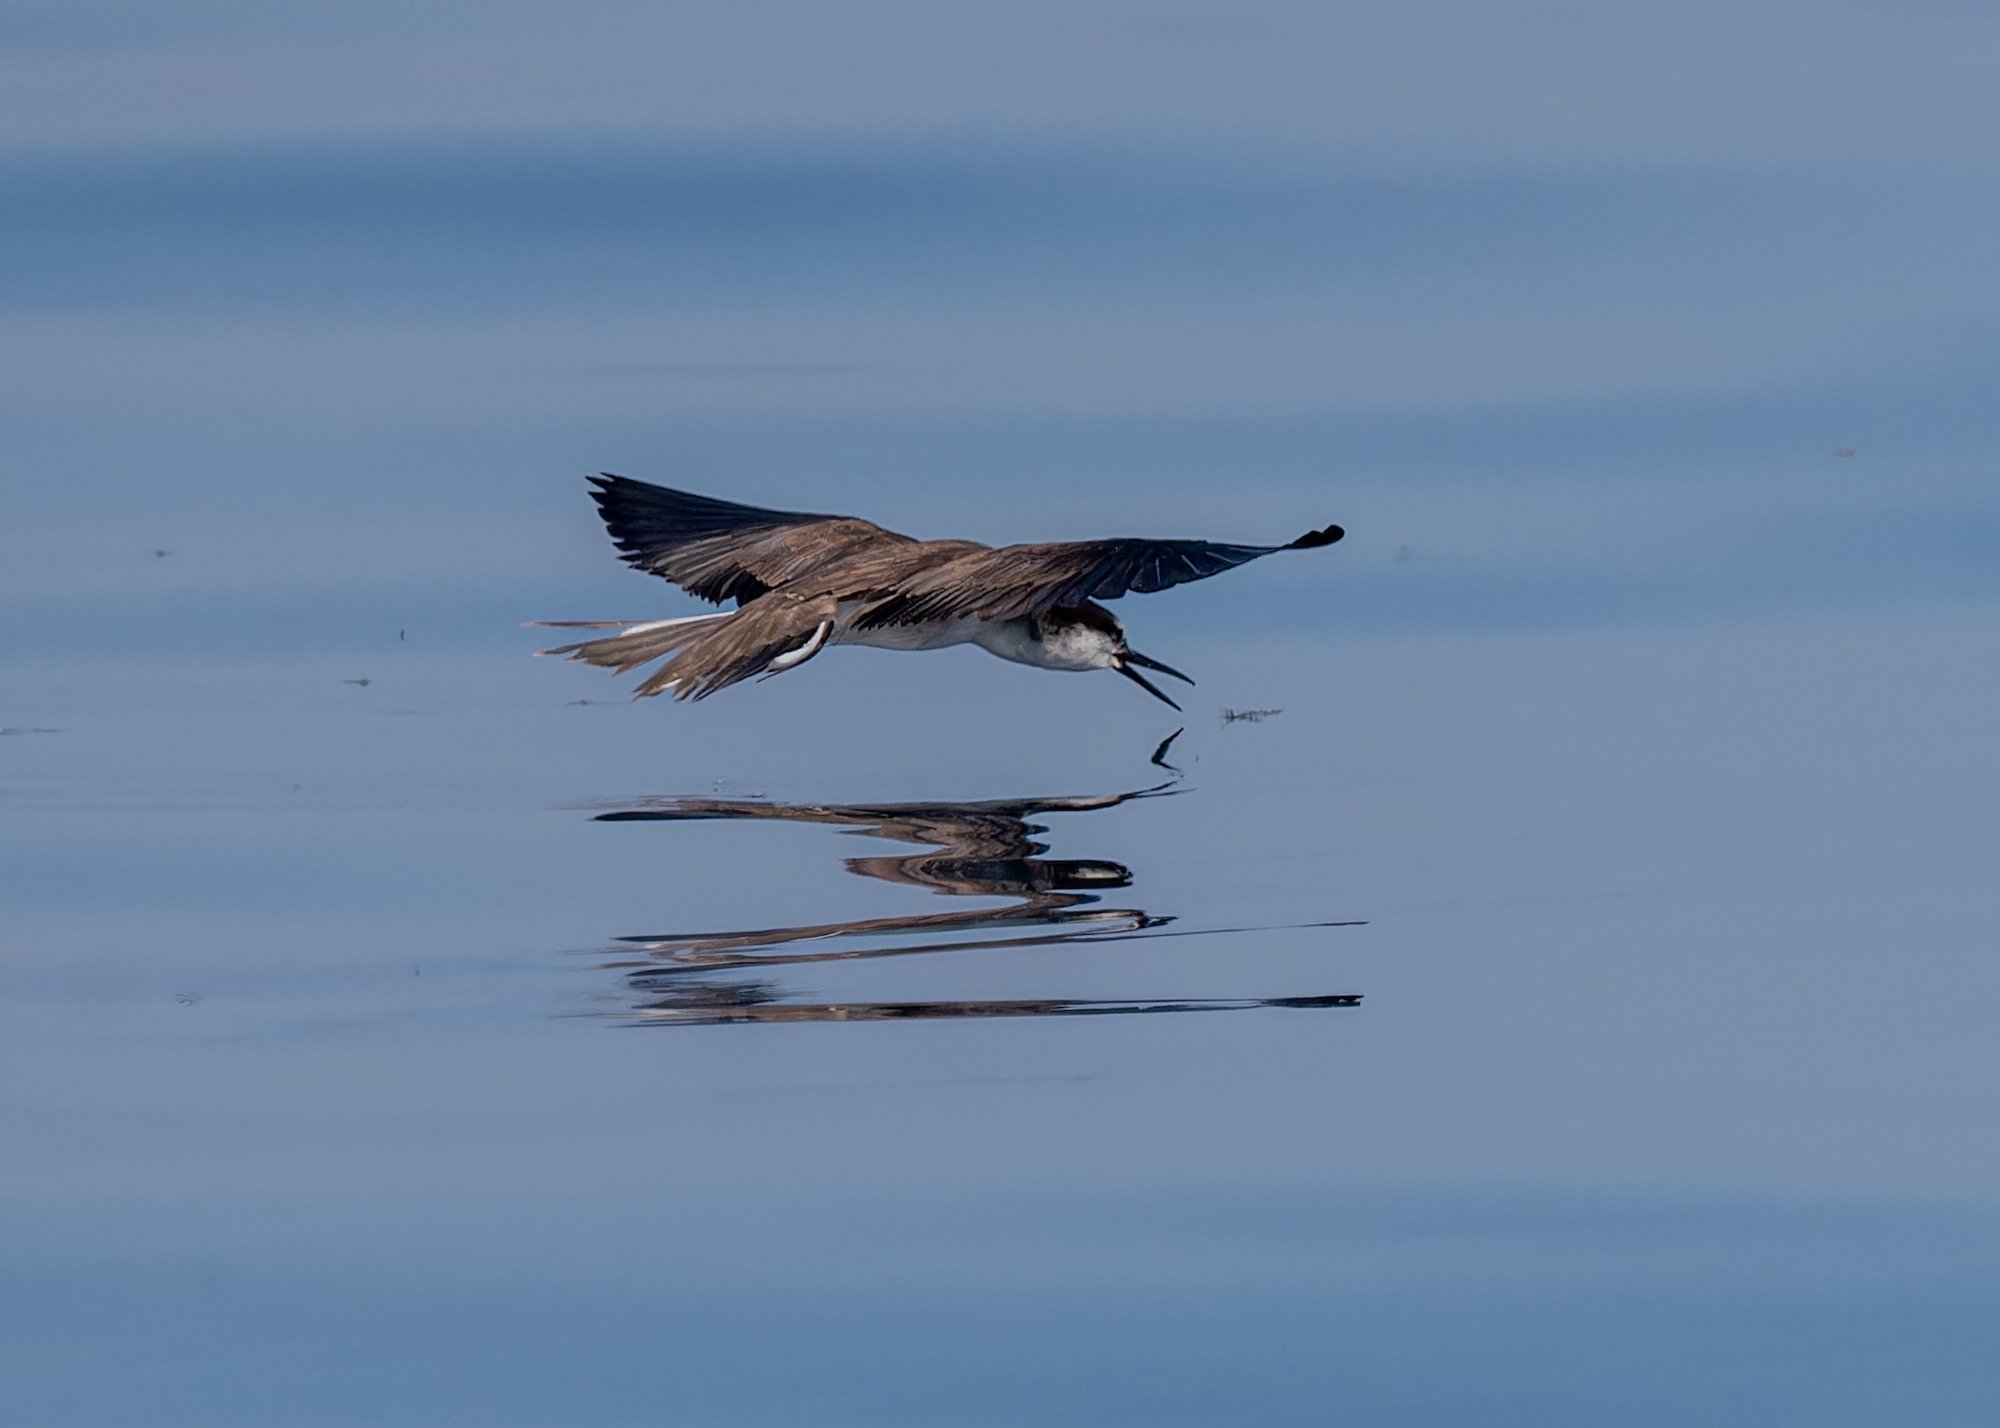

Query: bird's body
[[536, 474, 1342, 707]]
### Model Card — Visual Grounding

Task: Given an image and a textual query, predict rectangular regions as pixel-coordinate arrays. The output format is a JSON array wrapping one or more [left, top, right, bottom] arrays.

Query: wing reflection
[[585, 779, 1362, 1026]]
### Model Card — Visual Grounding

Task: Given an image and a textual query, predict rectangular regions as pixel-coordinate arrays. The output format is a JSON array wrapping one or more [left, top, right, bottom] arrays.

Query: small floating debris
[[708, 779, 768, 799], [1834, 447, 1856, 459], [0, 726, 62, 736], [343, 678, 372, 687], [174, 992, 200, 1007], [1221, 708, 1282, 724]]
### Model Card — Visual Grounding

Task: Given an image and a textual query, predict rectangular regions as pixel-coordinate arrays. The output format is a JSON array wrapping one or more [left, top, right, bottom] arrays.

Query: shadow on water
[[577, 744, 1364, 1025]]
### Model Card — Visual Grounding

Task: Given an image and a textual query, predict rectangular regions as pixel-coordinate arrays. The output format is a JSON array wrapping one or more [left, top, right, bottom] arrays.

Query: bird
[[533, 473, 1343, 709]]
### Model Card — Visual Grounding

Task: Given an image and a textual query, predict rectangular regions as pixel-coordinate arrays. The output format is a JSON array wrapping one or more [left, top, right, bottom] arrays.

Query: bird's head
[[1040, 606, 1195, 710]]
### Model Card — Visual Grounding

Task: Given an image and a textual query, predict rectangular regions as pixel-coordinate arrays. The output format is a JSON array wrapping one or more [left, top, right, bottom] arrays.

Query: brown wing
[[851, 523, 1344, 628], [588, 473, 914, 605], [632, 593, 843, 700]]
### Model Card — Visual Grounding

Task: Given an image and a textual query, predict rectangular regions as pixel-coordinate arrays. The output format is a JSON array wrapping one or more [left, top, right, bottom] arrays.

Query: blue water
[[6, 6, 2000, 1423]]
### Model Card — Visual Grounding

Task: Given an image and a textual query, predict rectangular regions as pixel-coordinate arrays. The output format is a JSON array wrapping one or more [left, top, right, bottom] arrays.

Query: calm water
[[6, 6, 2000, 1423]]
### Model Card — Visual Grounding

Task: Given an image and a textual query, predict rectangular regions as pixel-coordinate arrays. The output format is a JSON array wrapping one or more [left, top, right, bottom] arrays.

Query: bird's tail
[[531, 613, 733, 679], [531, 597, 836, 700]]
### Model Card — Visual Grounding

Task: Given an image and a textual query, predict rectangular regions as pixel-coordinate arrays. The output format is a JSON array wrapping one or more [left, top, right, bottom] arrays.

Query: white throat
[[973, 617, 1121, 672]]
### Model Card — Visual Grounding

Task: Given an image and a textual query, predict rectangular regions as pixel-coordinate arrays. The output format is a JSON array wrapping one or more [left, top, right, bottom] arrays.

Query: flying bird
[[534, 474, 1343, 709]]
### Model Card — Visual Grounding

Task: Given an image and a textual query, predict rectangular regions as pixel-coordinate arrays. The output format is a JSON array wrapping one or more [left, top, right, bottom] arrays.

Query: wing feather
[[853, 524, 1343, 627], [588, 473, 912, 605]]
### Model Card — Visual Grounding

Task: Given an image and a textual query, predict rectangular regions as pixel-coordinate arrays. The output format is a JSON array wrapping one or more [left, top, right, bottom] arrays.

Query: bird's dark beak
[[1123, 649, 1195, 685], [1120, 652, 1176, 708]]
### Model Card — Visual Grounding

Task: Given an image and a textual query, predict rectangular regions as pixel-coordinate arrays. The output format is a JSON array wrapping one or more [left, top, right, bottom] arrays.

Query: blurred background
[[3, 4, 1998, 1424], [6, 0, 1998, 650]]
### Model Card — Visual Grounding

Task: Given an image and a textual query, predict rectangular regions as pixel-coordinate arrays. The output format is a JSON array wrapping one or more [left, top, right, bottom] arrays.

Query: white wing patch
[[768, 619, 833, 671]]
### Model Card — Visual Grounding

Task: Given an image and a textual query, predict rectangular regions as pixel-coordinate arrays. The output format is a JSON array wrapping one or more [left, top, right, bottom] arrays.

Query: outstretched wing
[[852, 523, 1344, 628], [588, 473, 913, 605]]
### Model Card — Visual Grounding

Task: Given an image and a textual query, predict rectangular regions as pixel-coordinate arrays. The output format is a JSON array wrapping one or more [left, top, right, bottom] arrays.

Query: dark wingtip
[[586, 473, 622, 513], [1288, 523, 1344, 550]]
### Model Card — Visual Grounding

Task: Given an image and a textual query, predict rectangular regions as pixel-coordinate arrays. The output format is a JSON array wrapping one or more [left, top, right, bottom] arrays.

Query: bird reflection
[[584, 764, 1362, 1025]]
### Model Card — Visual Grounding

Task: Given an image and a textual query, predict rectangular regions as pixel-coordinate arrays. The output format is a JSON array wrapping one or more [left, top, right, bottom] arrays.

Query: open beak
[[1115, 649, 1194, 711], [1124, 649, 1194, 685]]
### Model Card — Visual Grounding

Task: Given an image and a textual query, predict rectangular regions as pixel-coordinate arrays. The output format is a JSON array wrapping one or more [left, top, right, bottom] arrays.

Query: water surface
[[5, 5, 2000, 1423]]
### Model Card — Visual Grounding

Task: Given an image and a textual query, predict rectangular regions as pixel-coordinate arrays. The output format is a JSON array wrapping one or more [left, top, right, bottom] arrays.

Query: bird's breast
[[971, 617, 1107, 671], [832, 612, 990, 652]]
